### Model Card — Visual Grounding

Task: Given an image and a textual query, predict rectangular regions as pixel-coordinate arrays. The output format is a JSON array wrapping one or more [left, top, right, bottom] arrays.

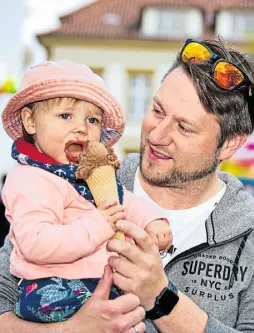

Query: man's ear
[[219, 134, 247, 161], [21, 107, 36, 135]]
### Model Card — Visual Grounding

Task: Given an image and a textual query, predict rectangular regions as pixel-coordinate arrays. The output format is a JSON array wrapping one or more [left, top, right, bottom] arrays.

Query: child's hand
[[97, 200, 125, 231], [145, 219, 173, 251]]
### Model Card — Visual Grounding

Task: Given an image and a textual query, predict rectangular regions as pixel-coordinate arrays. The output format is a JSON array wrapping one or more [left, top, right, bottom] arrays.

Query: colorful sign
[[220, 135, 254, 194]]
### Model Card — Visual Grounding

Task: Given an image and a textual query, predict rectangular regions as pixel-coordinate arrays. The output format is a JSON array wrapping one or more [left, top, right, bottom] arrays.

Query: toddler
[[2, 60, 172, 323]]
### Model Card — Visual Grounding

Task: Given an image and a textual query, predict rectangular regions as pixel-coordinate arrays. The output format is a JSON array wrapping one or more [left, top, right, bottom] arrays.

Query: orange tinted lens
[[214, 61, 244, 90], [182, 42, 211, 64]]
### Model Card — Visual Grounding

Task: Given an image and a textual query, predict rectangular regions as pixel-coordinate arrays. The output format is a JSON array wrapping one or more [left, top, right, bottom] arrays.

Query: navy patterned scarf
[[11, 138, 123, 205]]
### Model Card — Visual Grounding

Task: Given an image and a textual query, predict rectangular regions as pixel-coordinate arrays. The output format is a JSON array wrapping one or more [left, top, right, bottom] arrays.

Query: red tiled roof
[[38, 0, 254, 41]]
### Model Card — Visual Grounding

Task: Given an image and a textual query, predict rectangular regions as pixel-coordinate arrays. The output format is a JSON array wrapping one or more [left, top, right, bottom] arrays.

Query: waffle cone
[[86, 165, 125, 240], [113, 230, 125, 241]]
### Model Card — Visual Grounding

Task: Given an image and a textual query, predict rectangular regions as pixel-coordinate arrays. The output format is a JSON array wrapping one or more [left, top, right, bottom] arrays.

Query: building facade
[[38, 0, 254, 161]]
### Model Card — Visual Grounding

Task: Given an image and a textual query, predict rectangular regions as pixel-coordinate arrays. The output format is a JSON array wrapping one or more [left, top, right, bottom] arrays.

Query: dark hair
[[163, 38, 254, 147]]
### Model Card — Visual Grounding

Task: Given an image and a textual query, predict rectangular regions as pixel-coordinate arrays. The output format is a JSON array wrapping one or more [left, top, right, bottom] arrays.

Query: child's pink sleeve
[[123, 187, 167, 229], [2, 166, 114, 265]]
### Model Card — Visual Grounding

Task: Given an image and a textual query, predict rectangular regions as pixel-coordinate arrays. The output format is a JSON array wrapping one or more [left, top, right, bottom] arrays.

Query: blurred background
[[0, 0, 254, 233]]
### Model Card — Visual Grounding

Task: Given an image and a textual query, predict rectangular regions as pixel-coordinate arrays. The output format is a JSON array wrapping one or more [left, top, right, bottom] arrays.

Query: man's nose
[[149, 118, 173, 146]]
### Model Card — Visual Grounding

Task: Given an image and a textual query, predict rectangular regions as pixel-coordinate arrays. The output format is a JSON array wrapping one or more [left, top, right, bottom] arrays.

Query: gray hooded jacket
[[117, 154, 254, 333], [0, 153, 254, 333]]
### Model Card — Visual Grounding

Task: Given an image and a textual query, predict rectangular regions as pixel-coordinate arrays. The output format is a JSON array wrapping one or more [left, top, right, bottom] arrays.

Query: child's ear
[[21, 107, 36, 135]]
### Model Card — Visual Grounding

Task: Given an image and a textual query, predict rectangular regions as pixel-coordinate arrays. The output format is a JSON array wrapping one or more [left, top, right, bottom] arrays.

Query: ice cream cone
[[86, 165, 125, 241], [86, 165, 118, 205], [76, 143, 125, 241]]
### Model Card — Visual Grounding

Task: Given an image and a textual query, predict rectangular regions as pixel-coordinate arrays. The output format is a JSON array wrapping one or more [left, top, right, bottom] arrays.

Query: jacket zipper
[[165, 228, 253, 273]]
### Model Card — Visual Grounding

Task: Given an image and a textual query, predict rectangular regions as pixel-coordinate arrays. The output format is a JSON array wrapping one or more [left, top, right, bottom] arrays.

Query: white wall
[[0, 94, 17, 176], [0, 0, 25, 80], [0, 0, 26, 177]]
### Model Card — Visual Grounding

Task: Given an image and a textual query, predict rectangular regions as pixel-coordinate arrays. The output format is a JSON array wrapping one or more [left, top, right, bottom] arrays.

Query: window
[[141, 7, 202, 39], [127, 71, 153, 120], [232, 12, 254, 37], [157, 9, 186, 37]]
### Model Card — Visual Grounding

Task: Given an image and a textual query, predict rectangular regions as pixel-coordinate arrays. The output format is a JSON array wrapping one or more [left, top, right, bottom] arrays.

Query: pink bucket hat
[[2, 60, 125, 146]]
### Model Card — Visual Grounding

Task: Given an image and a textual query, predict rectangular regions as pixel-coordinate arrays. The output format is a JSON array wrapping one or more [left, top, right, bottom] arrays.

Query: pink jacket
[[3, 165, 164, 280]]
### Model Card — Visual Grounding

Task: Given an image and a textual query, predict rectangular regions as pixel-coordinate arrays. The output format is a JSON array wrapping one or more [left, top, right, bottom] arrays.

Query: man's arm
[[0, 243, 145, 333], [107, 221, 254, 333], [154, 292, 207, 333], [0, 236, 19, 313], [0, 312, 65, 333], [155, 278, 254, 333], [0, 292, 206, 333], [0, 236, 57, 332]]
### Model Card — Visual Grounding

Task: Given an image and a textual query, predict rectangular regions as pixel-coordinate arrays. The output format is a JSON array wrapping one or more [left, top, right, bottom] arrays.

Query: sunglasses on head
[[180, 39, 252, 95]]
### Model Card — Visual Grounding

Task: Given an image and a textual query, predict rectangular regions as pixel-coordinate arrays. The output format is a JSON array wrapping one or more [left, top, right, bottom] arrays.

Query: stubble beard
[[139, 138, 220, 188]]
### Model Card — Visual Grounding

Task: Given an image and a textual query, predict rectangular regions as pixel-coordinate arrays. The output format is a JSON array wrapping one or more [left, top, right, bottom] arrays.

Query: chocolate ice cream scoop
[[76, 141, 120, 180]]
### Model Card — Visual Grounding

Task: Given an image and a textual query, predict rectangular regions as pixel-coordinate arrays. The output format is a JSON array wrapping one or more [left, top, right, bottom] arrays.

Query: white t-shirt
[[133, 169, 226, 266]]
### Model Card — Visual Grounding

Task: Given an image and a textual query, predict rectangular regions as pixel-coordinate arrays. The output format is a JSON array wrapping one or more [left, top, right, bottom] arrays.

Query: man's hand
[[107, 220, 168, 311], [66, 265, 146, 333], [145, 219, 173, 251], [0, 266, 145, 333], [97, 201, 125, 231]]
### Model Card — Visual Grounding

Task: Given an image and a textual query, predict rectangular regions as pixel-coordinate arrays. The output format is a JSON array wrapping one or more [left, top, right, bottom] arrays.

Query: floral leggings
[[15, 277, 121, 323]]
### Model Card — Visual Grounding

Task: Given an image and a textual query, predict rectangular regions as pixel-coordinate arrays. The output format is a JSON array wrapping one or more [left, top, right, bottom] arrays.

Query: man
[[0, 38, 254, 333], [108, 39, 254, 332]]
